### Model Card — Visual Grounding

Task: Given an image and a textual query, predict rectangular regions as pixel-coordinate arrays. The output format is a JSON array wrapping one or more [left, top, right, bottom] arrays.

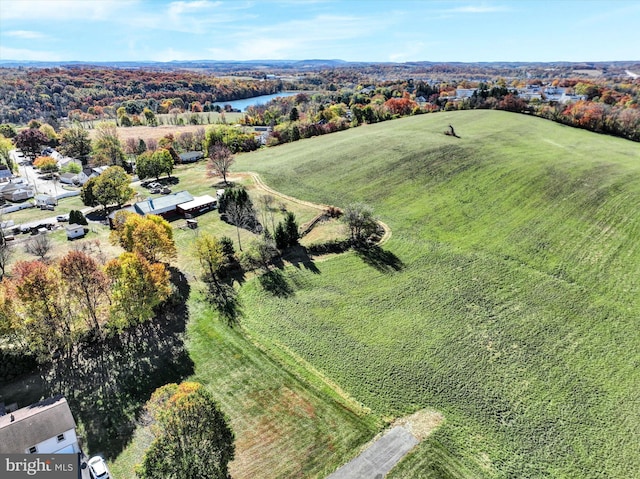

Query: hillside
[[234, 110, 640, 478]]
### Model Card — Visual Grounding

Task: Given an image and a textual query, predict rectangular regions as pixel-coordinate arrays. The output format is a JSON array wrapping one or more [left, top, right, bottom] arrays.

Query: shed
[[176, 194, 217, 216], [179, 151, 204, 163], [65, 224, 86, 240]]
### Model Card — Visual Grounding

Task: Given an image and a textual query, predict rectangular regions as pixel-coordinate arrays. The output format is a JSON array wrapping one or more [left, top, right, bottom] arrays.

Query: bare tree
[[343, 203, 379, 244], [224, 200, 256, 252], [259, 194, 276, 232], [0, 233, 13, 279], [24, 233, 52, 261], [206, 145, 235, 185]]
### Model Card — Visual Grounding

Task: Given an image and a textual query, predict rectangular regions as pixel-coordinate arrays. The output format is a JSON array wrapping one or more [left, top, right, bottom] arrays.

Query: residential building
[[0, 396, 81, 455]]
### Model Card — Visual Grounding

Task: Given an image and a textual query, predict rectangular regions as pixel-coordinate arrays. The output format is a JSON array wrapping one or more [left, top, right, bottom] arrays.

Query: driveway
[[326, 426, 418, 479]]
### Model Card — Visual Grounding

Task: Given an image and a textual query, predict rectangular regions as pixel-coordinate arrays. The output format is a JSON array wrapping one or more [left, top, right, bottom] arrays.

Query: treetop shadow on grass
[[204, 280, 243, 327], [354, 244, 405, 273], [258, 269, 294, 297], [283, 245, 321, 275]]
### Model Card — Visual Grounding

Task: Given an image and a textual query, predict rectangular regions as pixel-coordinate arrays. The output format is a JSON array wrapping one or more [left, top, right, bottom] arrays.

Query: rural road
[[326, 426, 418, 479]]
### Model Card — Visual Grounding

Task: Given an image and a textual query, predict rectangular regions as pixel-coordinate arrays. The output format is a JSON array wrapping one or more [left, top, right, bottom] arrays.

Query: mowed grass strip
[[232, 110, 640, 477], [110, 293, 378, 479]]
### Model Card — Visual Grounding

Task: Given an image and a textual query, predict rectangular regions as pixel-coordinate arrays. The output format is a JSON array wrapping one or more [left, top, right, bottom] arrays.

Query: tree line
[[0, 67, 282, 124]]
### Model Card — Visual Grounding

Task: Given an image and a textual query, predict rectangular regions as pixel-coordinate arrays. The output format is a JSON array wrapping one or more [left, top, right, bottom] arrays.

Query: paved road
[[326, 426, 418, 479]]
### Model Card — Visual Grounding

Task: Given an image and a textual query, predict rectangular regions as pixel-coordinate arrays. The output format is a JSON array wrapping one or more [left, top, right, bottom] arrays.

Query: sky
[[0, 0, 638, 63]]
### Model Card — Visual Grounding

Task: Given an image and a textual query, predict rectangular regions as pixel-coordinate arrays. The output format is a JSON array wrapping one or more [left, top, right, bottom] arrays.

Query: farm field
[[84, 111, 244, 142], [230, 110, 640, 477]]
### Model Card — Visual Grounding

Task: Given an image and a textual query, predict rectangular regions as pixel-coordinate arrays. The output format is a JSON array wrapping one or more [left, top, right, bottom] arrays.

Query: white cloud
[[167, 0, 221, 16], [0, 0, 136, 21], [0, 46, 62, 61], [440, 4, 509, 14], [204, 12, 397, 60], [4, 30, 47, 39]]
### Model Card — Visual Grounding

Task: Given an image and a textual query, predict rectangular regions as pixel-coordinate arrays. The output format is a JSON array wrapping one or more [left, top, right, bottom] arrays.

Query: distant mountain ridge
[[0, 59, 637, 71]]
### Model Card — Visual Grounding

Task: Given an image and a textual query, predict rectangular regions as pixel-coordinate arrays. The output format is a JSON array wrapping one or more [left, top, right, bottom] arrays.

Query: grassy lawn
[[5, 110, 639, 478], [110, 292, 379, 479], [3, 194, 85, 224], [229, 110, 640, 478]]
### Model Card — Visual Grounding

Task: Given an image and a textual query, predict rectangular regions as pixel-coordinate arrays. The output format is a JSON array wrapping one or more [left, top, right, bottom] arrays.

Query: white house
[[65, 224, 86, 240], [1, 182, 34, 202], [0, 396, 81, 454], [34, 194, 57, 207]]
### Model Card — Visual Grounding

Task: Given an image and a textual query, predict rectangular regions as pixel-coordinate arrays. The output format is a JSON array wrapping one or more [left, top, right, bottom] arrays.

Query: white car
[[87, 456, 110, 479]]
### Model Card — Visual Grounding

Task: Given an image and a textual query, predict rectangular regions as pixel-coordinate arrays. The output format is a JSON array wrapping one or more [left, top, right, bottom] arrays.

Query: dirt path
[[326, 410, 443, 478], [243, 171, 392, 246]]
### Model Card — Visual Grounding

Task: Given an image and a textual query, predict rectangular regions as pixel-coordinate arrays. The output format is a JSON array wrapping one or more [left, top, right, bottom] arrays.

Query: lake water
[[212, 91, 299, 111]]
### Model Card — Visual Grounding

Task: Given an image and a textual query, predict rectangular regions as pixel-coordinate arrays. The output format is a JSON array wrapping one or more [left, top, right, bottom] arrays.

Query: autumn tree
[[343, 203, 379, 244], [136, 149, 174, 180], [24, 234, 52, 261], [92, 121, 125, 166], [105, 252, 171, 332], [0, 135, 14, 170], [206, 144, 234, 185], [0, 279, 21, 343], [14, 128, 48, 160], [137, 382, 234, 479], [194, 233, 227, 287], [59, 125, 92, 163], [80, 176, 98, 208], [83, 166, 134, 211], [240, 237, 278, 273], [38, 124, 58, 146], [143, 108, 157, 127], [59, 251, 110, 335], [0, 124, 17, 139], [111, 212, 176, 263], [12, 261, 71, 361], [33, 156, 59, 173]]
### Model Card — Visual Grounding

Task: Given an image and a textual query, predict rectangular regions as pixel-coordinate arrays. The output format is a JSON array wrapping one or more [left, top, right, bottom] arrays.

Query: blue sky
[[0, 0, 638, 63]]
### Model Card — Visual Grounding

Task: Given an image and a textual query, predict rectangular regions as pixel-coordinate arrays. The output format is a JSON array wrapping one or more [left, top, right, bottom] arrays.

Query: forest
[[0, 62, 638, 142]]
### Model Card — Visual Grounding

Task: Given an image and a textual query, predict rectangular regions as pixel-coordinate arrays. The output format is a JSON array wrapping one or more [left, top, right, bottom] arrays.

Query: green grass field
[[6, 110, 639, 478], [230, 110, 640, 478]]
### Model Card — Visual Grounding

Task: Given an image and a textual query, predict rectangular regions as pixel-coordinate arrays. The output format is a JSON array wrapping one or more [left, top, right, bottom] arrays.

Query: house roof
[[60, 173, 77, 180], [134, 191, 193, 215], [65, 224, 85, 231], [177, 194, 216, 211], [35, 194, 54, 201], [0, 396, 76, 454], [179, 151, 204, 162]]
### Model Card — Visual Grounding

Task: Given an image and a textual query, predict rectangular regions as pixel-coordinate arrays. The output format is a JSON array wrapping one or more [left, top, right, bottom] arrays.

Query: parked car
[[161, 186, 171, 194], [56, 214, 69, 222], [87, 456, 110, 479]]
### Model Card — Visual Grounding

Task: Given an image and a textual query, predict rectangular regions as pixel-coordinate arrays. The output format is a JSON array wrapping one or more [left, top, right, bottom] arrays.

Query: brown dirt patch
[[392, 409, 444, 441]]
